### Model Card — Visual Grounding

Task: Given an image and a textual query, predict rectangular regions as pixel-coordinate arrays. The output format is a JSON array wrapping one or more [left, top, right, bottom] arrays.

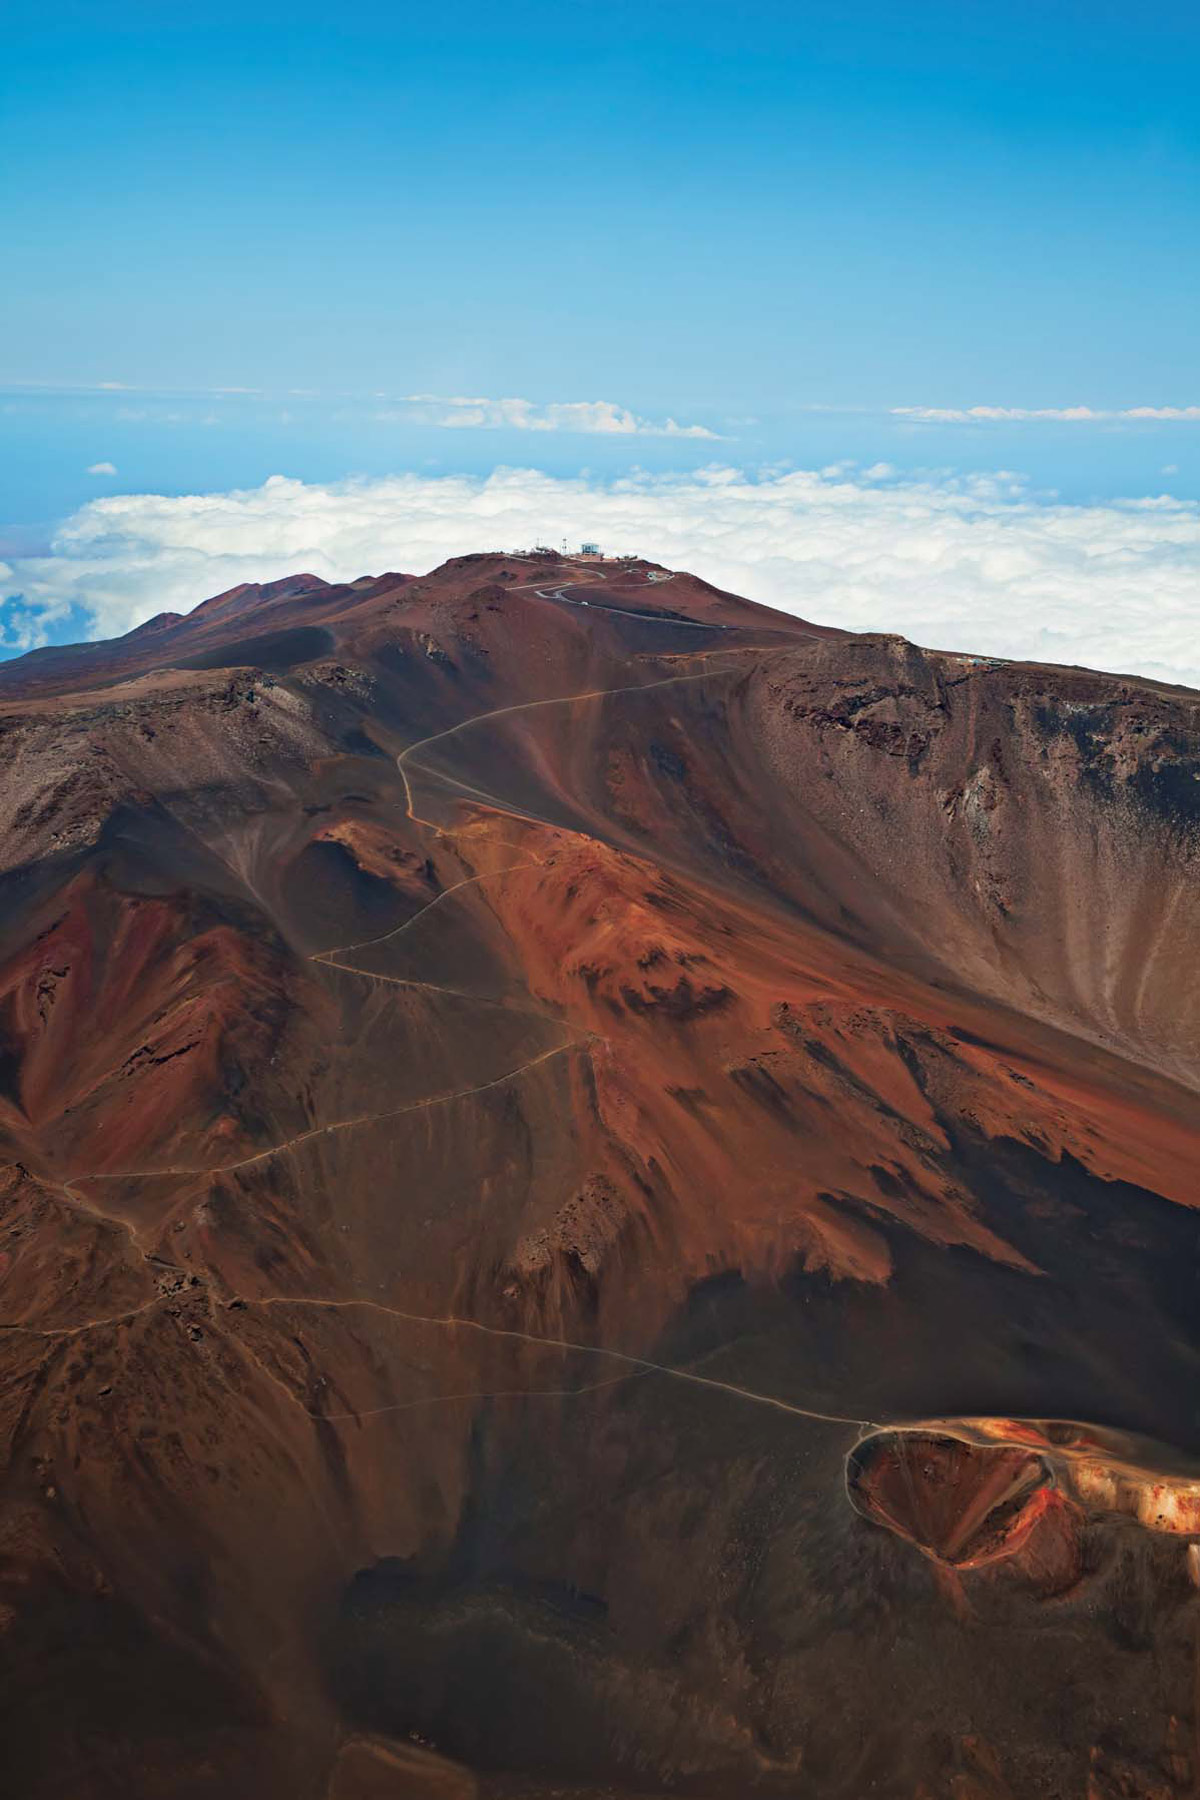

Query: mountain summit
[[2, 552, 1199, 1799]]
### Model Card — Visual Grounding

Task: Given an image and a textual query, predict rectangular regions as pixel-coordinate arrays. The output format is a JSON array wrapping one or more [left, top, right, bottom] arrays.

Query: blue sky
[[3, 2, 1200, 669]]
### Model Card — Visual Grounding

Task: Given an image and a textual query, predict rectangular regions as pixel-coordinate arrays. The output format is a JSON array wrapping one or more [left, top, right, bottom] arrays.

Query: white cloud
[[895, 404, 1200, 424], [402, 394, 720, 439], [5, 465, 1200, 688], [86, 460, 118, 476]]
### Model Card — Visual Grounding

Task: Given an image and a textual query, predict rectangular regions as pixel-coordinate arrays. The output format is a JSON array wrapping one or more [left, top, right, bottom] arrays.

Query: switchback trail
[[33, 634, 774, 1249], [34, 647, 783, 1233], [7, 600, 816, 1437]]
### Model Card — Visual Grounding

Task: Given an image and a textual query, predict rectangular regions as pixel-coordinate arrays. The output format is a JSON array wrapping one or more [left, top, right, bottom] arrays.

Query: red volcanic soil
[[846, 1430, 1084, 1594], [1, 552, 1200, 1798]]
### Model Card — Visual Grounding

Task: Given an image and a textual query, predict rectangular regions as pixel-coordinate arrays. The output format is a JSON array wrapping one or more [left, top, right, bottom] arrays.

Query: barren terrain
[[1, 552, 1198, 1798]]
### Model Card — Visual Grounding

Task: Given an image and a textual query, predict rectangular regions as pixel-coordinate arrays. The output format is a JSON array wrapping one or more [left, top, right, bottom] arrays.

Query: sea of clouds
[[4, 464, 1199, 688]]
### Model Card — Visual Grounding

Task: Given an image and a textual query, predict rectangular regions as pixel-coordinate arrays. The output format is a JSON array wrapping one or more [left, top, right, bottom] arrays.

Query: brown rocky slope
[[0, 552, 1198, 1798]]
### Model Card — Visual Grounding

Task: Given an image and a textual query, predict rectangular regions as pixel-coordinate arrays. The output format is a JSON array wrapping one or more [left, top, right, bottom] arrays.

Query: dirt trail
[[237, 1293, 873, 1431], [74, 1036, 587, 1183], [313, 860, 544, 962], [395, 651, 765, 831], [1, 1292, 169, 1340]]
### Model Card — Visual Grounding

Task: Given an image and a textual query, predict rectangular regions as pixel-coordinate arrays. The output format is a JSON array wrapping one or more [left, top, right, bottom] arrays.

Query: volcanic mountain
[[1, 552, 1198, 1799]]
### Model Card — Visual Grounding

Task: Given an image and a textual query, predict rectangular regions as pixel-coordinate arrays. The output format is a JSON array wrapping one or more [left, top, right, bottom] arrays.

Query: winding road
[[510, 560, 734, 631]]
